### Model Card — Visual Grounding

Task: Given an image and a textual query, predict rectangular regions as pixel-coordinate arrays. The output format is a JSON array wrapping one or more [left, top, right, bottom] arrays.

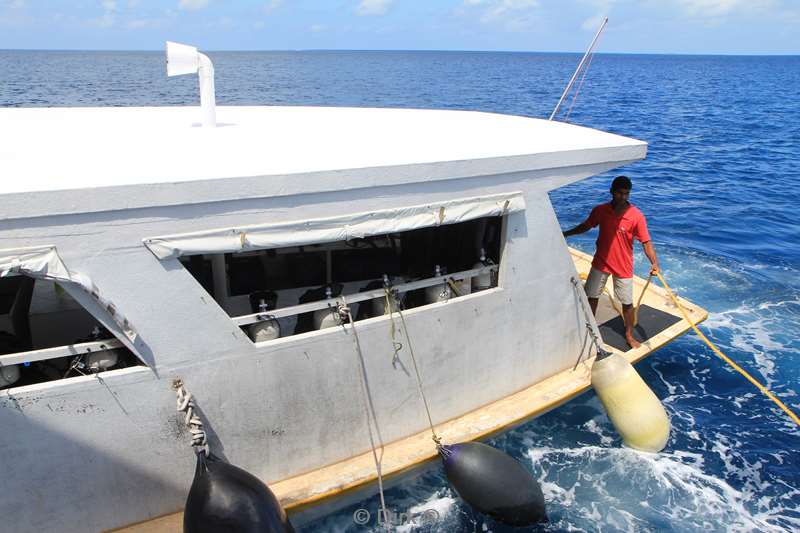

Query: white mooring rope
[[337, 296, 390, 526], [384, 284, 442, 449]]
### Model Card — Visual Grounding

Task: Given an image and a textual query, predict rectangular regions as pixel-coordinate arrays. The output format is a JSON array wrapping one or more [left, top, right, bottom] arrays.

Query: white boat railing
[[0, 338, 124, 367], [231, 264, 498, 327]]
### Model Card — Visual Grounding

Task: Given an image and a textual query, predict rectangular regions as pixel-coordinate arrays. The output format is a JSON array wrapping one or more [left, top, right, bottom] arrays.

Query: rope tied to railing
[[173, 379, 209, 456], [570, 277, 612, 370], [383, 282, 444, 450], [337, 295, 389, 525], [382, 284, 403, 367]]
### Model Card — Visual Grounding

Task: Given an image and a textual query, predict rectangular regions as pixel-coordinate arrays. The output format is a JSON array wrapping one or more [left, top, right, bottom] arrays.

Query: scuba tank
[[471, 248, 493, 292], [424, 265, 451, 304], [249, 298, 281, 342], [83, 326, 121, 371], [313, 286, 342, 330], [0, 363, 20, 389], [0, 331, 21, 388], [370, 274, 399, 316]]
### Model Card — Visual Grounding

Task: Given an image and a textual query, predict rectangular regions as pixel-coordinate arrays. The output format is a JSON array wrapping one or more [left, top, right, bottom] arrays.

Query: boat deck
[[112, 248, 707, 533]]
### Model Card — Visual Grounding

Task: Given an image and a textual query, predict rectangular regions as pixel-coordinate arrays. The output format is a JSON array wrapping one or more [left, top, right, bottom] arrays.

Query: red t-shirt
[[585, 202, 650, 278]]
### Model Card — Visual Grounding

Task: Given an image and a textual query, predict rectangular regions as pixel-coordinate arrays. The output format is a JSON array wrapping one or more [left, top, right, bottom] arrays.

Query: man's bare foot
[[626, 334, 641, 349]]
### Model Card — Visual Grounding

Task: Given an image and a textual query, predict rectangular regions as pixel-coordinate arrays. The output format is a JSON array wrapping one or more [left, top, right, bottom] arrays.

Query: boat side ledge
[[0, 365, 155, 398], [250, 287, 505, 350], [1, 145, 646, 222]]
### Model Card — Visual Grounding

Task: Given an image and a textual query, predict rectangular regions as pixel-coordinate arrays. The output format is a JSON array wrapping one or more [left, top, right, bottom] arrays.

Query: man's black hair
[[611, 175, 632, 192]]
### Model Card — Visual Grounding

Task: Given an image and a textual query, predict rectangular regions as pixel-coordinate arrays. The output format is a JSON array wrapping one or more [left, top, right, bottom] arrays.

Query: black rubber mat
[[598, 304, 682, 352]]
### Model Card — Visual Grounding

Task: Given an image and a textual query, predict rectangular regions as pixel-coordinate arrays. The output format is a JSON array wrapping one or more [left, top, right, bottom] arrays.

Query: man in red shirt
[[563, 176, 659, 349]]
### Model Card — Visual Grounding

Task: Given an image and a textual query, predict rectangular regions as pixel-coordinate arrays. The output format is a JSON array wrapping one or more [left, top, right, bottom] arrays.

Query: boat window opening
[[180, 254, 216, 298], [178, 215, 503, 344], [0, 274, 143, 390]]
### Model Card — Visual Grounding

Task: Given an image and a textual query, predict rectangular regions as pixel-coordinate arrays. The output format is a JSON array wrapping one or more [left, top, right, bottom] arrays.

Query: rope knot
[[336, 301, 351, 324], [173, 379, 209, 456]]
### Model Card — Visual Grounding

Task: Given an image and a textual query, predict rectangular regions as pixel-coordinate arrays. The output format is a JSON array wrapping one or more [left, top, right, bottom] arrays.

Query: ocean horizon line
[[1, 48, 798, 58]]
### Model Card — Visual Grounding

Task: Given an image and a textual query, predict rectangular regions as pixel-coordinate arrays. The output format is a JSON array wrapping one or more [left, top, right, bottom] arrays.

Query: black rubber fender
[[441, 441, 547, 527], [184, 453, 294, 533]]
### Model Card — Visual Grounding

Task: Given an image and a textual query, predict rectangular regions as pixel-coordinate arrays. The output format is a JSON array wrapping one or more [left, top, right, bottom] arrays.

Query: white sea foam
[[394, 490, 457, 533], [583, 418, 615, 446], [525, 445, 800, 532], [704, 298, 800, 388]]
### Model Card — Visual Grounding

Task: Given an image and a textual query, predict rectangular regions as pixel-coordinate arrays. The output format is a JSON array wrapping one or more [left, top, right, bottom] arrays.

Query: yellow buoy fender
[[591, 353, 670, 452]]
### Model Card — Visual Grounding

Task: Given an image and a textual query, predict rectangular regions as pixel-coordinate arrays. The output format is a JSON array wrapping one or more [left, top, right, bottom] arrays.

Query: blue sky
[[1, 1, 798, 54]]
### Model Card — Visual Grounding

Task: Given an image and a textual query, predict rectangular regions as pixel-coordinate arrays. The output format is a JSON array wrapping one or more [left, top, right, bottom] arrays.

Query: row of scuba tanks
[[0, 326, 129, 389], [248, 251, 495, 343]]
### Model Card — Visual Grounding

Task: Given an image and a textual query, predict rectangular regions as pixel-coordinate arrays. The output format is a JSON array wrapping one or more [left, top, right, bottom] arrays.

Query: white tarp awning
[[0, 246, 137, 343], [143, 192, 525, 260]]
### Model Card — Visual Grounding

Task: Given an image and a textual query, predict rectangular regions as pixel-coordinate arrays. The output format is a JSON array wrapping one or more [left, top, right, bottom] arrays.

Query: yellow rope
[[655, 271, 800, 428]]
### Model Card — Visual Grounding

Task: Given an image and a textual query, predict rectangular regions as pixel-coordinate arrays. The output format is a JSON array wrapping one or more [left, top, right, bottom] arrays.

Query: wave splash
[[525, 444, 800, 533]]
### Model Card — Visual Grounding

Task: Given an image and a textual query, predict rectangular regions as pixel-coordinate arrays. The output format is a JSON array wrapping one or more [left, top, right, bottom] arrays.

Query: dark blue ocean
[[2, 50, 799, 532]]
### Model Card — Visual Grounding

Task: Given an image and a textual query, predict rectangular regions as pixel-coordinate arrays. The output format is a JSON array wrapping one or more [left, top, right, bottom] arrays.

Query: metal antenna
[[549, 17, 608, 121]]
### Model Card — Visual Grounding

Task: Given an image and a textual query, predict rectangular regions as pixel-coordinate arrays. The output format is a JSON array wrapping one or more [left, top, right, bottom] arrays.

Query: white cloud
[[493, 0, 538, 14], [179, 0, 209, 11], [675, 0, 775, 17], [464, 0, 540, 31], [356, 0, 392, 16], [87, 0, 116, 28], [580, 0, 615, 30], [581, 13, 606, 30], [127, 17, 169, 29], [264, 0, 282, 13]]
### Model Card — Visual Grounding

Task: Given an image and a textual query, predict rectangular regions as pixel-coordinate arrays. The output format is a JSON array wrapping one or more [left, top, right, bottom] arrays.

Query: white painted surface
[[0, 104, 647, 533], [0, 105, 644, 195], [0, 173, 610, 533]]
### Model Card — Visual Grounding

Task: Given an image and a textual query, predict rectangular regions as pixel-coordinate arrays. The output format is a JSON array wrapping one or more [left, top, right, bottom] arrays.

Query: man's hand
[[650, 264, 660, 276]]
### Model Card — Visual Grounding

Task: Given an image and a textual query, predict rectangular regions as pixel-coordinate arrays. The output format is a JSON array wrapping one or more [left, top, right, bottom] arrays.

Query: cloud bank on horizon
[[0, 0, 797, 54]]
